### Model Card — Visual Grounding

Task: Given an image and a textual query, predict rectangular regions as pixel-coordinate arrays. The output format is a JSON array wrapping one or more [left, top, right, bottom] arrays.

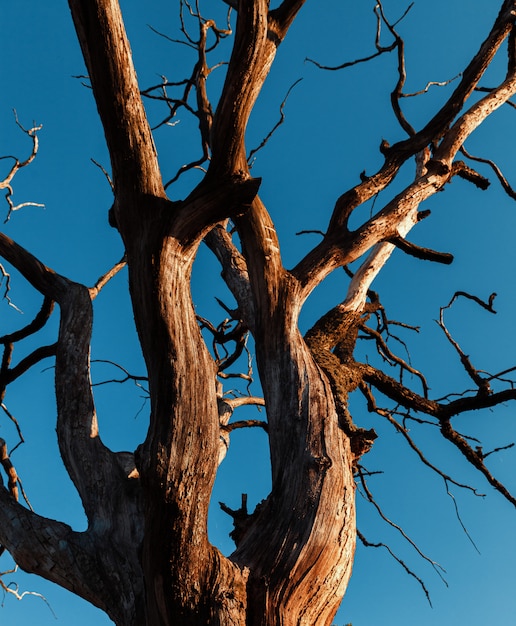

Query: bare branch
[[4, 344, 57, 386], [90, 158, 114, 192], [89, 255, 127, 298], [0, 564, 57, 617], [204, 223, 255, 330], [437, 291, 496, 394], [452, 160, 491, 190], [442, 481, 481, 553], [295, 229, 325, 238], [358, 324, 429, 397], [402, 74, 463, 98], [248, 78, 302, 164], [387, 235, 454, 264], [0, 404, 24, 453], [483, 442, 515, 458], [358, 385, 483, 496], [305, 1, 401, 71], [460, 145, 516, 199], [442, 290, 497, 314], [0, 113, 44, 222], [68, 0, 166, 207], [0, 263, 22, 312], [0, 232, 126, 519], [440, 419, 516, 507], [357, 528, 432, 606], [0, 296, 54, 344], [222, 396, 265, 410], [356, 467, 447, 583], [91, 359, 149, 395], [222, 419, 267, 433]]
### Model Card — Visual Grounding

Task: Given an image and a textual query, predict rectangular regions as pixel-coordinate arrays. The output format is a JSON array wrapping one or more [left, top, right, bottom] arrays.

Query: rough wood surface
[[1, 1, 516, 624]]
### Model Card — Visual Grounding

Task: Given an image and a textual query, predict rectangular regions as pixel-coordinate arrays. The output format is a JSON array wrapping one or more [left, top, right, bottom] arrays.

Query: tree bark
[[2, 1, 516, 624]]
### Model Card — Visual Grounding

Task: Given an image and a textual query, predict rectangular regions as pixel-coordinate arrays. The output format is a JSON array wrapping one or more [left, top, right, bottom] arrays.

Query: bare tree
[[1, 1, 516, 624]]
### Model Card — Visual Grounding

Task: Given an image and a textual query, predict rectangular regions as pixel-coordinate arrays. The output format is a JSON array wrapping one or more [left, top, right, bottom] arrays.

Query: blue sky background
[[1, 1, 516, 624]]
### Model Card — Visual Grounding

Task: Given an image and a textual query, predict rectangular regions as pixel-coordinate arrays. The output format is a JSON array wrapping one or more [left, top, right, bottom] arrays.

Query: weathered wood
[[1, 1, 516, 624]]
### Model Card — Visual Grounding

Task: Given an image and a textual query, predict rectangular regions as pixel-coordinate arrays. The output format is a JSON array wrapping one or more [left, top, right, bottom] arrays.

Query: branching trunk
[[2, 1, 516, 625], [0, 233, 145, 625]]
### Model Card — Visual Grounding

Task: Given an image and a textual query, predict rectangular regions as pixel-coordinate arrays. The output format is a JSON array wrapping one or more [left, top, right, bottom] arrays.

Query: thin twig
[[0, 565, 56, 616], [248, 78, 302, 163], [402, 74, 462, 97], [356, 466, 448, 583], [357, 528, 433, 606]]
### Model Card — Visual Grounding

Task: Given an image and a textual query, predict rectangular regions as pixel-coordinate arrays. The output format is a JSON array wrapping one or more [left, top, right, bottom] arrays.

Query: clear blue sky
[[1, 1, 516, 624]]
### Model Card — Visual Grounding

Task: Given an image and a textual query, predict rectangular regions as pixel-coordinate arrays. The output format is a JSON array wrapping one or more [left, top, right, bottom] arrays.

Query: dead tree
[[1, 1, 516, 624]]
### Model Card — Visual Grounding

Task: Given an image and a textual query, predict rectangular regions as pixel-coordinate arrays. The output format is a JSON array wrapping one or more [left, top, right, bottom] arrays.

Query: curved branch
[[0, 296, 55, 402], [305, 1, 400, 71], [4, 344, 56, 386], [0, 233, 126, 522], [248, 78, 302, 164], [0, 296, 54, 344], [0, 233, 68, 299], [461, 145, 516, 199], [210, 0, 275, 175], [223, 396, 265, 411], [210, 0, 305, 175]]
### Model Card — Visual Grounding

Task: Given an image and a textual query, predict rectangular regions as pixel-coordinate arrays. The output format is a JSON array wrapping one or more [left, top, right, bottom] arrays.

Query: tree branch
[[0, 114, 44, 222], [0, 486, 142, 620], [210, 0, 305, 175], [387, 235, 454, 264], [357, 528, 433, 606], [461, 145, 516, 199], [0, 233, 129, 522], [204, 223, 256, 330], [356, 467, 447, 583], [440, 419, 516, 507], [68, 0, 166, 219]]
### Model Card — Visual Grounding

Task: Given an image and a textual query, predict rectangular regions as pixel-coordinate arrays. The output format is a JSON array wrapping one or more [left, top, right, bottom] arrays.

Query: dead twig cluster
[[0, 113, 44, 222]]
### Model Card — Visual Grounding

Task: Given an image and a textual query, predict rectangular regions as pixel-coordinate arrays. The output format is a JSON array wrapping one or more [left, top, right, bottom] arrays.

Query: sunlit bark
[[1, 1, 516, 625]]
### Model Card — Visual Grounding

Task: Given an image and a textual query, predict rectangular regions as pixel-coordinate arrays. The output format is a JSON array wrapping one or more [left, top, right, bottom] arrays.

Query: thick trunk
[[58, 1, 357, 623], [3, 2, 516, 624], [236, 303, 356, 625], [115, 199, 356, 624]]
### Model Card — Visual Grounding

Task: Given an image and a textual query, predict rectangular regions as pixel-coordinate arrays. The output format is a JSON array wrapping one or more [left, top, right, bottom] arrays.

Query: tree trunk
[[118, 189, 357, 624], [61, 2, 359, 620], [3, 1, 516, 624]]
